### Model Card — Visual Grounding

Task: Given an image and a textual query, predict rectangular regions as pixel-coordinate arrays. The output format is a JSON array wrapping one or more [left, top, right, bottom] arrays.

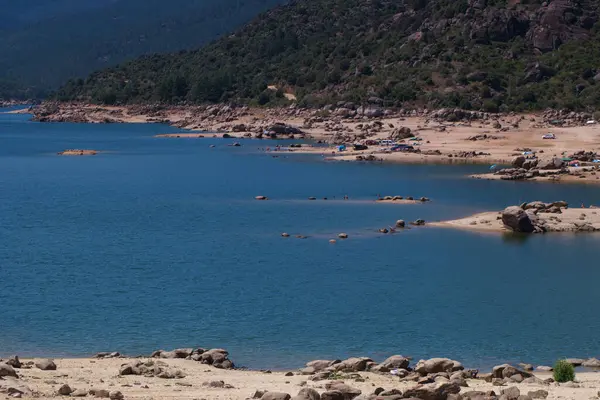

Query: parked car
[[353, 144, 368, 151], [391, 144, 415, 152], [379, 139, 395, 146], [542, 133, 556, 139]]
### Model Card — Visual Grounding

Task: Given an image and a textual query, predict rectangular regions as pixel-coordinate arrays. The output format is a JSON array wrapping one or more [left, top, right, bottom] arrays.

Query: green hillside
[[56, 0, 600, 111]]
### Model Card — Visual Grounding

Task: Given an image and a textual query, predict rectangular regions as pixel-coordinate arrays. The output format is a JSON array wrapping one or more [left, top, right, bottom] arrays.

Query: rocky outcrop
[[119, 360, 186, 379], [150, 347, 234, 369]]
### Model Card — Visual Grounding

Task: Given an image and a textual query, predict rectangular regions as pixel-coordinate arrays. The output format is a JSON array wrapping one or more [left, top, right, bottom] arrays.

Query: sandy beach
[[3, 356, 600, 400]]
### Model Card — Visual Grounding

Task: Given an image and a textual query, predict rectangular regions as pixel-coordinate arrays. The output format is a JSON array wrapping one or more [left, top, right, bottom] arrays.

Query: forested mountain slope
[[57, 0, 600, 111]]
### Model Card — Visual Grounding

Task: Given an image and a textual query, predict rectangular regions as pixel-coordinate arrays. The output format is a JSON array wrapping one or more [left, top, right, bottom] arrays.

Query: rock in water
[[35, 359, 57, 371], [501, 206, 535, 233]]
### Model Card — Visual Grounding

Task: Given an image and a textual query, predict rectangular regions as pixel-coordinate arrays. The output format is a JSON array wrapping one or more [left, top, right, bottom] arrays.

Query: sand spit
[[57, 149, 98, 156], [154, 133, 207, 138], [2, 355, 600, 400], [433, 202, 600, 233]]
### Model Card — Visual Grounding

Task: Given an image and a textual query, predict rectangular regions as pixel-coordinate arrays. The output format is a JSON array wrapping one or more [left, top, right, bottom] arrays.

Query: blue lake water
[[2, 107, 600, 370]]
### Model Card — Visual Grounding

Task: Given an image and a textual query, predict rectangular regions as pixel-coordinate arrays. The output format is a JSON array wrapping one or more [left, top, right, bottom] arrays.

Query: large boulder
[[491, 364, 533, 379], [390, 127, 413, 141], [0, 362, 18, 378], [291, 388, 321, 400], [200, 348, 234, 369], [414, 358, 464, 375], [522, 159, 538, 170], [582, 358, 600, 367], [35, 359, 57, 371], [402, 382, 461, 400], [371, 355, 410, 372], [564, 358, 585, 367], [262, 392, 292, 400], [58, 384, 73, 396], [320, 392, 344, 400], [511, 156, 526, 168], [306, 359, 339, 372], [333, 357, 372, 372], [538, 157, 564, 170], [500, 386, 520, 400], [324, 382, 361, 400], [501, 206, 535, 233], [155, 348, 193, 359]]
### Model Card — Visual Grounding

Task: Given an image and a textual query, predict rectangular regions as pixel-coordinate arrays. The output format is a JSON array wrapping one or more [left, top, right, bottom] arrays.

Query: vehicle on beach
[[542, 133, 556, 139], [586, 120, 597, 125], [379, 139, 396, 146], [391, 144, 415, 152], [353, 144, 368, 151]]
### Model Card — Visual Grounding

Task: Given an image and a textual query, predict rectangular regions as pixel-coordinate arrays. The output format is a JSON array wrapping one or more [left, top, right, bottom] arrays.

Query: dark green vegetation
[[553, 360, 575, 382], [57, 0, 600, 111], [0, 0, 285, 99]]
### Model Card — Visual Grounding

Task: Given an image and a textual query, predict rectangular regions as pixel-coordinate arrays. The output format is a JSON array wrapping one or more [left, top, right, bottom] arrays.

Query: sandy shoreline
[[21, 103, 600, 183], [432, 206, 600, 233], [2, 355, 600, 399]]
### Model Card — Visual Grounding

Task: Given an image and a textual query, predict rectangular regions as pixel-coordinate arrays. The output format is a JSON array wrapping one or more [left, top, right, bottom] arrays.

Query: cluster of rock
[[378, 196, 430, 202], [501, 201, 600, 233], [450, 151, 491, 158], [465, 134, 504, 141], [569, 150, 598, 162], [541, 109, 594, 127], [150, 347, 234, 369], [493, 156, 570, 181], [119, 359, 185, 379], [0, 357, 125, 399], [263, 356, 553, 400]]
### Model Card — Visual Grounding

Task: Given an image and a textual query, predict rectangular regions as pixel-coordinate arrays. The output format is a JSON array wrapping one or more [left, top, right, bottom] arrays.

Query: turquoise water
[[2, 108, 600, 370]]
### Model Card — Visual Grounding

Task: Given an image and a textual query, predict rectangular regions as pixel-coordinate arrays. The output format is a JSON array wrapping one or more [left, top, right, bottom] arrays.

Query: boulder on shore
[[0, 362, 18, 378], [414, 358, 464, 375], [35, 359, 57, 371], [501, 206, 535, 233]]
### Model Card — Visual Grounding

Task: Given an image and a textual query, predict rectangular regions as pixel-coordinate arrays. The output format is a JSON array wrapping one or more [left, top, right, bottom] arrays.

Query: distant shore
[[18, 102, 600, 184]]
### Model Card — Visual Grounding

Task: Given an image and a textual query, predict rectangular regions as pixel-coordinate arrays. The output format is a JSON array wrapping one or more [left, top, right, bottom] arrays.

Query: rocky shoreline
[[2, 350, 600, 400], [13, 102, 600, 184]]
